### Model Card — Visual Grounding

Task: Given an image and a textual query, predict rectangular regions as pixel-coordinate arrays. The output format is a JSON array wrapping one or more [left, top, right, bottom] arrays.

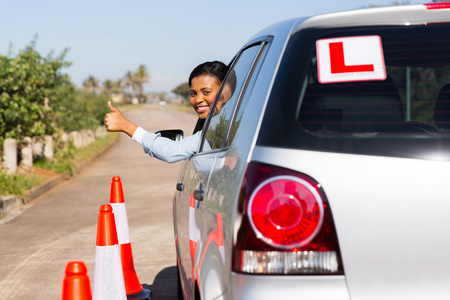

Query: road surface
[[0, 105, 197, 299]]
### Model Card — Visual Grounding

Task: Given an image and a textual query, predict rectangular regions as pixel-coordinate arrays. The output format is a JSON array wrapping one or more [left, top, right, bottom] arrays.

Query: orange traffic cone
[[110, 176, 151, 299], [92, 204, 127, 300], [61, 261, 92, 300]]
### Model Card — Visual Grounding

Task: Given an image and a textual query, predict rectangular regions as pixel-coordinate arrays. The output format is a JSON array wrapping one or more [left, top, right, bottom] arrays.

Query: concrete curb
[[0, 135, 119, 220]]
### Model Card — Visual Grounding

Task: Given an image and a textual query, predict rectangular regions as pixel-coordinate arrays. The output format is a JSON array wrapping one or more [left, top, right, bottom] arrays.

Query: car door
[[175, 39, 271, 300]]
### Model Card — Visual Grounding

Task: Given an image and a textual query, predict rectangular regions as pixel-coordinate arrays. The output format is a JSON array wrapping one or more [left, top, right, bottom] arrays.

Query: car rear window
[[257, 23, 450, 160]]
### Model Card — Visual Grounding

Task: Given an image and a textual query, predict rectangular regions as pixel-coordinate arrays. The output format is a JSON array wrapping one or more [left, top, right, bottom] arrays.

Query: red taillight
[[233, 162, 343, 275], [248, 176, 324, 249], [425, 3, 450, 9]]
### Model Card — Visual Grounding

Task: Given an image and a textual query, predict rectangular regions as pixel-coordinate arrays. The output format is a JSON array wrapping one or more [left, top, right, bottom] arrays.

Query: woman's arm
[[104, 101, 201, 163], [139, 130, 202, 163]]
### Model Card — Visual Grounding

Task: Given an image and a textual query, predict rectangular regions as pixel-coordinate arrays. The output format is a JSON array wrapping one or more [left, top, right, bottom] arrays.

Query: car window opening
[[298, 25, 450, 137]]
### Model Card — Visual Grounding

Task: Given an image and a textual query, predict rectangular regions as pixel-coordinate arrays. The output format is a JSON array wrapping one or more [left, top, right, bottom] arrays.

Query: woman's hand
[[104, 101, 138, 137]]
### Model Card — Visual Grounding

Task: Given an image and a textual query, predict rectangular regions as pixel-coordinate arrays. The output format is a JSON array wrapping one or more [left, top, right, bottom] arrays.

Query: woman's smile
[[196, 105, 209, 113]]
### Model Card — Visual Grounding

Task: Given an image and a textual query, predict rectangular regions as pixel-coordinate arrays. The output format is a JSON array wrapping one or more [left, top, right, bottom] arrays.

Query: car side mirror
[[156, 129, 184, 141]]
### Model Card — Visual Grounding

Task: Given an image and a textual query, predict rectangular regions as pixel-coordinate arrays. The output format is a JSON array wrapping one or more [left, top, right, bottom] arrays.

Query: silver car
[[172, 3, 450, 299]]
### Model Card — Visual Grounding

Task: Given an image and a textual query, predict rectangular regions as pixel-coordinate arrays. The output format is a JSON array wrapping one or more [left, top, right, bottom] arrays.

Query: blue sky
[[0, 0, 429, 94]]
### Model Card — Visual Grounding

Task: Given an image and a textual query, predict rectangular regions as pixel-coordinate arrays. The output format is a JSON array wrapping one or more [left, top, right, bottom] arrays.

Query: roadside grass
[[0, 172, 45, 198], [75, 132, 118, 162], [1, 132, 118, 197]]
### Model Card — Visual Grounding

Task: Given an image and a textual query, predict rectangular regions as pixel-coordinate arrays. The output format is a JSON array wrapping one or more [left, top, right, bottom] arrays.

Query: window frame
[[197, 36, 272, 155]]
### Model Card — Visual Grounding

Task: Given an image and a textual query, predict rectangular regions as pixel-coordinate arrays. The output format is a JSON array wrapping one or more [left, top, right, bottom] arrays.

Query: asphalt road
[[0, 105, 197, 299]]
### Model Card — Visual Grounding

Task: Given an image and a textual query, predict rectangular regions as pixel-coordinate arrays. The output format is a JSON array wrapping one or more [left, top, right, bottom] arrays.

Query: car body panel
[[174, 4, 450, 300], [231, 274, 349, 300], [252, 146, 450, 299]]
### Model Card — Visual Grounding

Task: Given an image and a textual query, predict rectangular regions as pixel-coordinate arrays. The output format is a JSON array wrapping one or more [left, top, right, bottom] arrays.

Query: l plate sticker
[[316, 35, 386, 84]]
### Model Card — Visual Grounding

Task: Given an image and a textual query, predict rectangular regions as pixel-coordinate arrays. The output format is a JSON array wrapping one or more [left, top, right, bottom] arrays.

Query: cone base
[[126, 287, 151, 300], [120, 243, 144, 294]]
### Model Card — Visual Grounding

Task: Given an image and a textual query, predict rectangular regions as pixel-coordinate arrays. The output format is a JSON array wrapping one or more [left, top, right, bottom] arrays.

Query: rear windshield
[[257, 23, 450, 160]]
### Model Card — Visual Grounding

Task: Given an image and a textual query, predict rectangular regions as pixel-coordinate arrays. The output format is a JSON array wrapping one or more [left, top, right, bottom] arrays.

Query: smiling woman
[[104, 61, 229, 163], [190, 75, 221, 119], [189, 61, 229, 120]]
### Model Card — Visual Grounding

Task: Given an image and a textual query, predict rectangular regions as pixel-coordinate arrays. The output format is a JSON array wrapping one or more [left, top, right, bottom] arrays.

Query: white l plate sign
[[316, 35, 386, 84]]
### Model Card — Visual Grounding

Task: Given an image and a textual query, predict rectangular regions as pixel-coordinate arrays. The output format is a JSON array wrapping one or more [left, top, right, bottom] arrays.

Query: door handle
[[193, 184, 204, 201], [176, 183, 184, 191]]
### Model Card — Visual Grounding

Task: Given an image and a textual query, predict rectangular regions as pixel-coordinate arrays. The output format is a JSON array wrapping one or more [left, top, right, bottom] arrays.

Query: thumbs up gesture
[[104, 101, 138, 137]]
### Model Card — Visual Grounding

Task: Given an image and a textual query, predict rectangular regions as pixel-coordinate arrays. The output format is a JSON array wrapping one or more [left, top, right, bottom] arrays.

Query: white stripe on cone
[[110, 203, 131, 244], [93, 245, 126, 300]]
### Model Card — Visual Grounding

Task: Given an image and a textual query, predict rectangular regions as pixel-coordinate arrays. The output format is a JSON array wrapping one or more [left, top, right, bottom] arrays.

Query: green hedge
[[0, 40, 110, 149]]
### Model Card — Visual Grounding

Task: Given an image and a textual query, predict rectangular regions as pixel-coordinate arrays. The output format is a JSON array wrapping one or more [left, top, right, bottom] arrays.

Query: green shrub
[[34, 138, 77, 175], [0, 171, 44, 197], [0, 39, 111, 149], [54, 90, 111, 132], [0, 40, 72, 147]]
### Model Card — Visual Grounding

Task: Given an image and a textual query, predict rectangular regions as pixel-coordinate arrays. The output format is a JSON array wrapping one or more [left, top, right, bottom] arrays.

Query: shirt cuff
[[131, 126, 147, 145]]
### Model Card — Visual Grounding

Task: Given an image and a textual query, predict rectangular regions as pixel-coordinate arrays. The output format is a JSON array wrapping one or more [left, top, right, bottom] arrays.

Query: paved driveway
[[0, 105, 197, 299]]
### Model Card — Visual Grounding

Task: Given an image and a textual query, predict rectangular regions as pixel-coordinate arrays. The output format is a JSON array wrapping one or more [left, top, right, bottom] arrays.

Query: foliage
[[158, 92, 167, 102], [75, 132, 117, 162], [0, 39, 113, 152], [108, 65, 150, 104], [34, 136, 77, 175], [53, 89, 111, 132], [135, 65, 150, 103], [80, 65, 151, 105], [35, 132, 117, 175], [3, 132, 117, 197], [0, 171, 45, 197], [205, 114, 229, 149], [172, 82, 190, 105], [0, 38, 120, 197], [0, 39, 72, 146], [82, 76, 100, 93]]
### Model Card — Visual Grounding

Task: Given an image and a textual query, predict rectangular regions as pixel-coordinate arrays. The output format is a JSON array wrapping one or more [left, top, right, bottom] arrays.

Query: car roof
[[295, 4, 450, 31], [249, 4, 450, 41]]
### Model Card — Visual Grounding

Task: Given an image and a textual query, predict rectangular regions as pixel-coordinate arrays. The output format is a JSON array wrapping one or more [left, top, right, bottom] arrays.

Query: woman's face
[[190, 74, 221, 119]]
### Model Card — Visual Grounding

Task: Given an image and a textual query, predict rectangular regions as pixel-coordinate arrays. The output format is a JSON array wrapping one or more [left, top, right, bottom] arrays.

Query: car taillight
[[425, 2, 450, 9], [248, 176, 324, 249], [233, 162, 343, 275]]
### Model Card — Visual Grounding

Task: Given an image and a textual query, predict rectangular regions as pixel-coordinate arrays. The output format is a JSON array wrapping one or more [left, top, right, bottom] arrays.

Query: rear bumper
[[230, 273, 349, 300]]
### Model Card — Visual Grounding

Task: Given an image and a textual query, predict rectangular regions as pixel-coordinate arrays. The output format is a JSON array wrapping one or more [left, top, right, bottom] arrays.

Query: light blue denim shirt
[[132, 127, 202, 163], [132, 127, 225, 174]]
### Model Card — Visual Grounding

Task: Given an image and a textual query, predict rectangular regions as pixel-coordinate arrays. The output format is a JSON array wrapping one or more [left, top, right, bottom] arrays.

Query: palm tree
[[113, 78, 124, 95], [122, 71, 137, 104], [82, 76, 100, 93], [103, 79, 114, 95], [135, 64, 150, 103], [124, 71, 133, 93]]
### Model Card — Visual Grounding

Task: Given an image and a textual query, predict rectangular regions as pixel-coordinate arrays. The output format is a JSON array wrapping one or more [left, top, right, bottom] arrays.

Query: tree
[[158, 91, 167, 102], [112, 78, 124, 95], [0, 39, 72, 145], [102, 79, 114, 96], [122, 65, 150, 104], [135, 64, 150, 103], [172, 82, 190, 105], [82, 76, 100, 93], [123, 71, 136, 103]]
